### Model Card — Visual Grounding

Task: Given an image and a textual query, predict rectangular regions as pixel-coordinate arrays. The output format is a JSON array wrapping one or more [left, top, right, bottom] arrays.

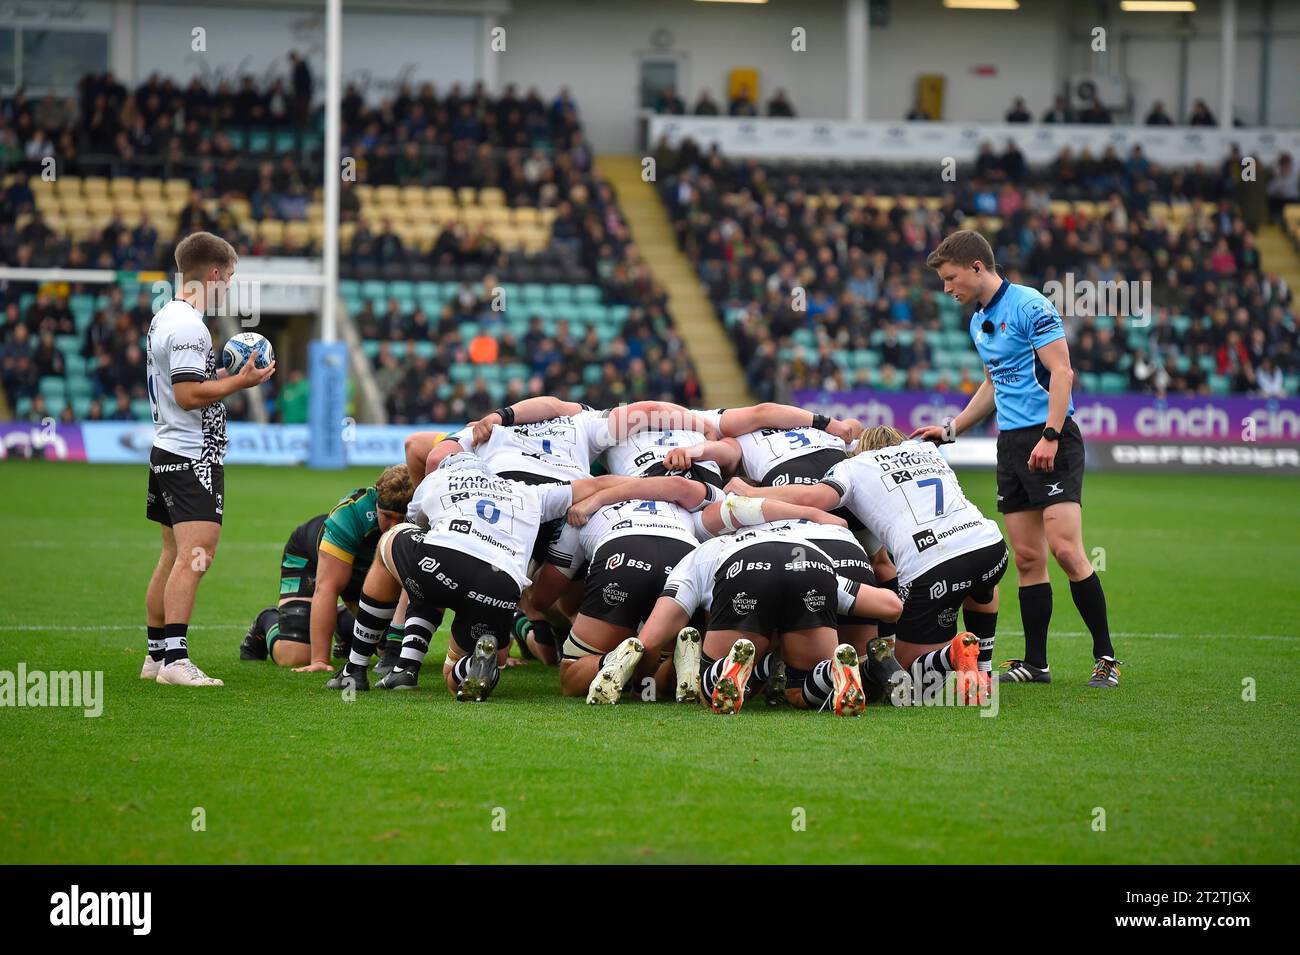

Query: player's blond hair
[[374, 464, 414, 512], [175, 231, 237, 284], [851, 425, 908, 455]]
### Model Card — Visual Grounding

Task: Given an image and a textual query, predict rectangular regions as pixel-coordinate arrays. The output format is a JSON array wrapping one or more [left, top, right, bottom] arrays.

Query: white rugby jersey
[[734, 427, 849, 484], [759, 517, 864, 554], [604, 428, 721, 481], [146, 299, 227, 468], [548, 498, 701, 579], [821, 440, 1003, 585], [449, 410, 612, 482], [662, 525, 839, 616], [406, 462, 573, 589]]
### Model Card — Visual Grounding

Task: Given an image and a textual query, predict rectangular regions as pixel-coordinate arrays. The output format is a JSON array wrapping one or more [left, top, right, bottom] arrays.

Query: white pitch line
[[0, 625, 1296, 640]]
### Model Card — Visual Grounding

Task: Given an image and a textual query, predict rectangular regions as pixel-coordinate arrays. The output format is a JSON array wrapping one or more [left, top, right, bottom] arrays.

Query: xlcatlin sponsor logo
[[50, 885, 151, 935]]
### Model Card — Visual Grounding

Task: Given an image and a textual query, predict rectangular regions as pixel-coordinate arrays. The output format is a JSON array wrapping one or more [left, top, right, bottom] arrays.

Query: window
[[19, 29, 108, 90]]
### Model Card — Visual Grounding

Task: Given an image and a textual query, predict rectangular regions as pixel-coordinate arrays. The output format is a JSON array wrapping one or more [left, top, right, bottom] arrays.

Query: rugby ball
[[222, 332, 274, 374]]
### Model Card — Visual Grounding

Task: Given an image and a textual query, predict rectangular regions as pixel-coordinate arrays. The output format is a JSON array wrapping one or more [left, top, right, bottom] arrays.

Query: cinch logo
[[725, 560, 743, 579], [50, 885, 151, 935], [605, 552, 625, 571], [913, 529, 938, 553], [929, 580, 948, 600], [418, 557, 440, 573]]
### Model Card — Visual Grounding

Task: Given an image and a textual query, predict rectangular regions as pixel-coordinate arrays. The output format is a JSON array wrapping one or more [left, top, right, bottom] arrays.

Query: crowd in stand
[[653, 85, 797, 118], [658, 138, 1298, 401], [0, 67, 700, 423]]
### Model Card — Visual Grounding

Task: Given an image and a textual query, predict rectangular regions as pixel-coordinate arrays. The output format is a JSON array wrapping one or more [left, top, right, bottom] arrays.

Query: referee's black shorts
[[995, 417, 1084, 514]]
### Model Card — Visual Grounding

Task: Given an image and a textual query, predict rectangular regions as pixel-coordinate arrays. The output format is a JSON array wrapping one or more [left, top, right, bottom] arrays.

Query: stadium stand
[[655, 138, 1300, 403], [0, 72, 701, 422]]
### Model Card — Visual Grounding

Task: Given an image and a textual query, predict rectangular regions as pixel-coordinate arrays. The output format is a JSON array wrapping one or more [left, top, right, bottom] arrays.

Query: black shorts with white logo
[[996, 416, 1085, 513], [387, 527, 521, 654], [146, 446, 224, 526], [895, 541, 1009, 645], [708, 541, 840, 636], [812, 537, 879, 625], [759, 448, 844, 487], [579, 535, 695, 631], [643, 460, 725, 506]]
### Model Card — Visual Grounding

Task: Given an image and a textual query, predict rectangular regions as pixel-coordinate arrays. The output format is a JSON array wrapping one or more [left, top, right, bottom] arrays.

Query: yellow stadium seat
[[429, 186, 454, 206], [81, 176, 109, 195], [136, 178, 164, 199], [164, 179, 191, 200], [374, 185, 401, 206], [399, 185, 427, 206], [481, 206, 511, 225], [108, 178, 137, 199], [53, 176, 83, 197], [512, 207, 540, 227], [479, 187, 506, 207], [259, 221, 285, 245], [457, 187, 477, 206]]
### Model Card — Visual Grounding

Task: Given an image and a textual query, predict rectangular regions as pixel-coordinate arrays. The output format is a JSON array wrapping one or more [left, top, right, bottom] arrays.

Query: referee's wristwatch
[[1041, 426, 1061, 442]]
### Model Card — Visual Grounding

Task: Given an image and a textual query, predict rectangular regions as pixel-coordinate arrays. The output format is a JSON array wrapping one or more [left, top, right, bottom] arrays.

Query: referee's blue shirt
[[969, 278, 1074, 431]]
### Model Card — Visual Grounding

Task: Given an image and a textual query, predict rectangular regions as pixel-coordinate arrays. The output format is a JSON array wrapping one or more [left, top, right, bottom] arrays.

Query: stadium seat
[[131, 399, 153, 420], [38, 377, 66, 401]]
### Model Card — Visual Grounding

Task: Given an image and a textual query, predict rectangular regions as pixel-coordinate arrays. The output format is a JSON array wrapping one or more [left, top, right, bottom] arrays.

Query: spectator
[[767, 89, 796, 118], [1041, 95, 1074, 124], [1189, 99, 1217, 126], [1145, 101, 1174, 126], [693, 90, 720, 116], [654, 86, 686, 115], [1005, 97, 1031, 123]]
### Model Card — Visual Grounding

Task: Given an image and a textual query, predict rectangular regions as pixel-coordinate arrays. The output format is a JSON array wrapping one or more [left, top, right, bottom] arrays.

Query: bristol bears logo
[[913, 529, 938, 553], [731, 592, 758, 615], [802, 589, 826, 612], [929, 580, 948, 600], [724, 560, 743, 580], [772, 473, 790, 487], [604, 552, 625, 571], [418, 557, 441, 573]]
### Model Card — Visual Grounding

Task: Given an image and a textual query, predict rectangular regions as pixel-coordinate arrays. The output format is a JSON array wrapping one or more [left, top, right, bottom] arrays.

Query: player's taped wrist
[[719, 493, 767, 532], [835, 576, 862, 615], [493, 406, 515, 426], [940, 418, 957, 444], [811, 413, 832, 431]]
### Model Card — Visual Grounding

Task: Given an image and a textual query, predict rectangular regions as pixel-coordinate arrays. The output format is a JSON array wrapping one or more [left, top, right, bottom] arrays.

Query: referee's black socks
[[1070, 572, 1114, 660], [1018, 582, 1052, 669]]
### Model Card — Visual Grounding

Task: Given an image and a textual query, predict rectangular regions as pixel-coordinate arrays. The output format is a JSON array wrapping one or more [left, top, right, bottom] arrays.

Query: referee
[[913, 230, 1120, 688]]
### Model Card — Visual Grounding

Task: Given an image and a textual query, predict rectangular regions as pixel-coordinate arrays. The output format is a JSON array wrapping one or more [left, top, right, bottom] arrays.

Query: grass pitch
[[0, 461, 1296, 864]]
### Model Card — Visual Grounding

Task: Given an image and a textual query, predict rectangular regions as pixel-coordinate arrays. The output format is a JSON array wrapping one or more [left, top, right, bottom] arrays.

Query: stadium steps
[[1257, 223, 1300, 293], [594, 154, 753, 409]]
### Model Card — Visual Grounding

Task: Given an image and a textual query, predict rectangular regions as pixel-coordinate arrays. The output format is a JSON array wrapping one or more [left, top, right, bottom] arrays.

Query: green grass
[[0, 462, 1297, 864]]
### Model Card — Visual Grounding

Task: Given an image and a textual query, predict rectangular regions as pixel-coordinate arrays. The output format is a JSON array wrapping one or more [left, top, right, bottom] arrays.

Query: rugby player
[[918, 230, 1120, 687], [727, 426, 1008, 703], [326, 453, 689, 700], [628, 502, 903, 716], [535, 478, 851, 704], [142, 231, 274, 687], [239, 465, 416, 669]]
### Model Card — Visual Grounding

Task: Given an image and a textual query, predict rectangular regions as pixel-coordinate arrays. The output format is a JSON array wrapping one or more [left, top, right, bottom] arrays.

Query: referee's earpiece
[[973, 264, 981, 273]]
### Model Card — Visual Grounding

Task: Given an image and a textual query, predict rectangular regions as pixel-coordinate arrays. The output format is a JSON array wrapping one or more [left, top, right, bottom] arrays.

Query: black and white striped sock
[[397, 614, 437, 674], [451, 653, 501, 692], [347, 594, 397, 676], [147, 625, 165, 662], [963, 609, 998, 673], [746, 650, 776, 694], [800, 660, 836, 709], [909, 646, 954, 685], [700, 654, 723, 697]]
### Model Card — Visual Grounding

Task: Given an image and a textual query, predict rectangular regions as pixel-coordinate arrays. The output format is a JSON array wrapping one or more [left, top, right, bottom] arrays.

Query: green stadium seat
[[130, 399, 153, 420], [1170, 315, 1193, 335], [361, 341, 381, 360], [1079, 372, 1101, 393], [921, 370, 944, 389], [1100, 373, 1128, 394], [274, 130, 298, 154], [1173, 354, 1192, 375], [71, 396, 92, 419], [412, 341, 436, 360], [520, 283, 549, 303], [607, 304, 630, 324], [574, 285, 601, 304], [450, 365, 477, 384], [38, 377, 66, 400], [339, 280, 361, 298], [1094, 316, 1115, 331], [386, 281, 415, 300], [582, 365, 603, 385], [42, 396, 66, 417], [547, 285, 575, 305], [55, 334, 81, 357], [502, 363, 528, 382], [66, 375, 93, 398], [361, 280, 387, 300], [1284, 376, 1300, 396], [387, 341, 407, 360], [226, 129, 246, 150], [247, 129, 272, 154], [1197, 355, 1216, 375], [436, 382, 454, 401], [1209, 374, 1231, 395]]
